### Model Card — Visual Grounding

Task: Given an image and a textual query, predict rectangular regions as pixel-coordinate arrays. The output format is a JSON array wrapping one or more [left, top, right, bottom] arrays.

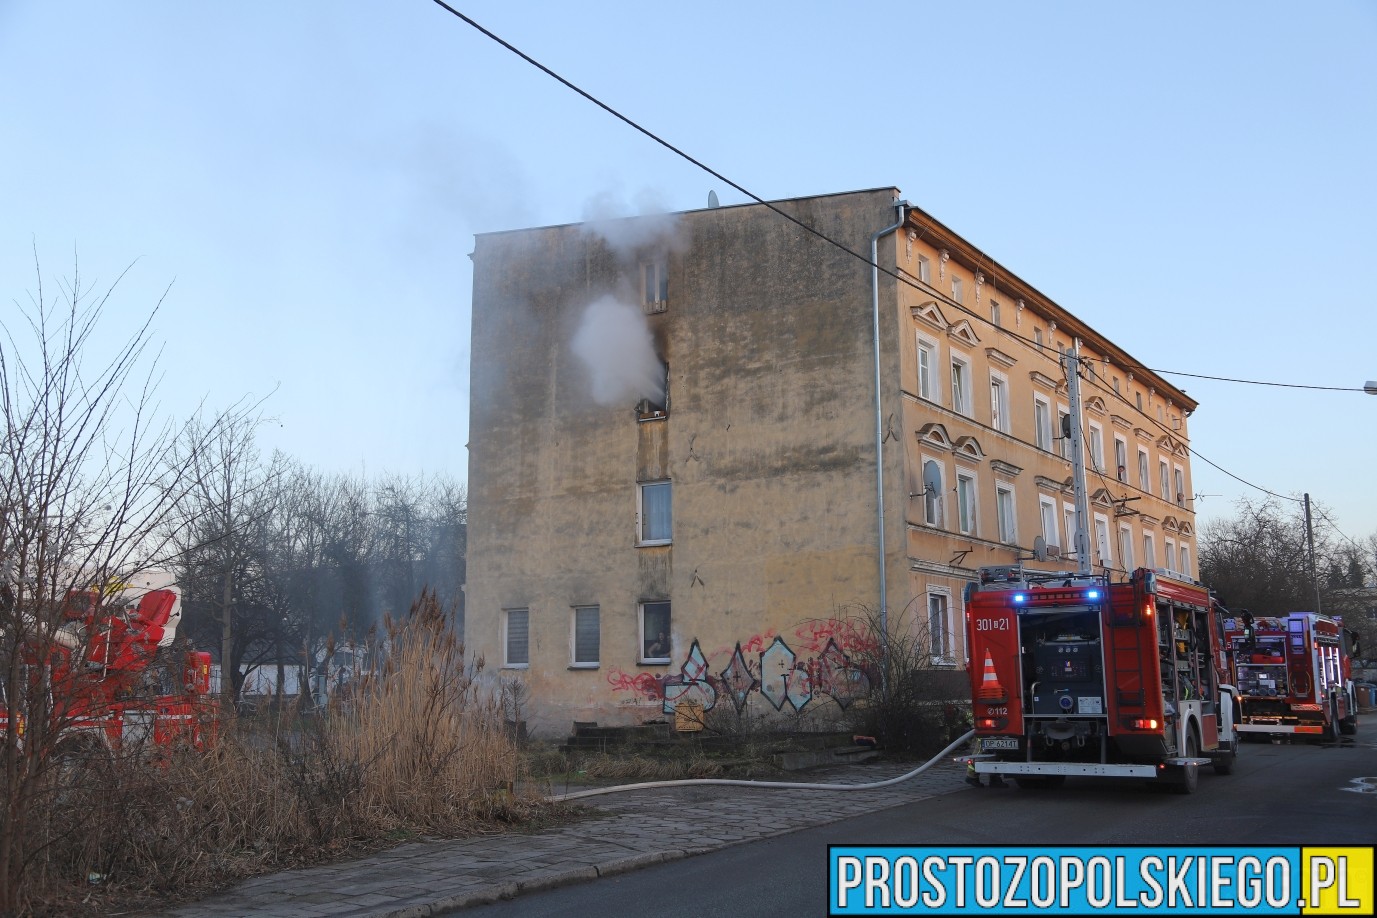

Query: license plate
[[983, 737, 1019, 750]]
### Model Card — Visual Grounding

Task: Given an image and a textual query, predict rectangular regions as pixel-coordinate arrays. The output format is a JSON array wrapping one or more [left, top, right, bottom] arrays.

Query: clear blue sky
[[3, 2, 1375, 549]]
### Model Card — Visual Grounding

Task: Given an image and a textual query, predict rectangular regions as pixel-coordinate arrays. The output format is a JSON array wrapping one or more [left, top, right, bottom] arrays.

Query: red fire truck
[[0, 573, 214, 757], [963, 564, 1238, 793], [1222, 611, 1359, 741]]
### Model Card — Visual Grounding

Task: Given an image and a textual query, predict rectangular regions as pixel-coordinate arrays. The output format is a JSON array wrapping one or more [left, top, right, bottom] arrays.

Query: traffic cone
[[976, 650, 1007, 703]]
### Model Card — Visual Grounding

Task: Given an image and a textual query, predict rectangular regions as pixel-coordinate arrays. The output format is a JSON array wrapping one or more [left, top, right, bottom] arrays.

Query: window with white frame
[[1034, 396, 1052, 451], [1143, 533, 1156, 569], [990, 374, 1010, 433], [638, 481, 672, 544], [641, 259, 668, 312], [640, 601, 671, 662], [1057, 406, 1072, 459], [1136, 392, 1144, 411], [1164, 537, 1177, 574], [1088, 422, 1105, 472], [922, 459, 945, 527], [1034, 327, 1044, 347], [1158, 459, 1170, 500], [956, 472, 977, 535], [1138, 447, 1150, 492], [996, 484, 1016, 544], [1173, 466, 1186, 507], [950, 354, 973, 416], [1118, 525, 1134, 571], [990, 300, 1002, 327], [1040, 497, 1058, 548], [572, 606, 599, 666], [1064, 504, 1078, 559], [928, 592, 952, 662], [1114, 437, 1129, 483], [917, 334, 939, 402], [917, 255, 931, 284], [1094, 515, 1112, 568], [951, 276, 964, 304], [503, 609, 529, 668], [1179, 544, 1191, 578]]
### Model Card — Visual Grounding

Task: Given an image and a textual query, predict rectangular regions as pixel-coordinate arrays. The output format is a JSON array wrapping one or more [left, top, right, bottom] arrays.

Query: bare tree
[[0, 251, 242, 912]]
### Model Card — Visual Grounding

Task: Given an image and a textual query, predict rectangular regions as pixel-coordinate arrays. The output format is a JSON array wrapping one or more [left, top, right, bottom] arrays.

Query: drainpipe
[[871, 200, 908, 699]]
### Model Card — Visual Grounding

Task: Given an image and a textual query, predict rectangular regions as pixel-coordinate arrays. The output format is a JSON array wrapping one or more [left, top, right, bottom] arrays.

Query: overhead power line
[[427, 2, 1365, 515]]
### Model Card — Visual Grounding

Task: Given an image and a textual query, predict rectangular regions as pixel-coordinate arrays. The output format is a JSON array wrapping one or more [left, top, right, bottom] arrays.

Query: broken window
[[642, 259, 668, 314], [635, 361, 669, 420]]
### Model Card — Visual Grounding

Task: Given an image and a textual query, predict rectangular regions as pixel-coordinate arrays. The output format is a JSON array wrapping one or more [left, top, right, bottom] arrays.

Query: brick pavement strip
[[153, 760, 970, 918]]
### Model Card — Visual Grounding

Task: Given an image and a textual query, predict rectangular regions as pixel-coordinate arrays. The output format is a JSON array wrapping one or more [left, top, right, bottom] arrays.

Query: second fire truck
[[1222, 610, 1359, 741]]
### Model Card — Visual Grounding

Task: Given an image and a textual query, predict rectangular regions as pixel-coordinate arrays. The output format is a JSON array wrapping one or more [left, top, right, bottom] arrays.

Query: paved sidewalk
[[157, 757, 972, 917]]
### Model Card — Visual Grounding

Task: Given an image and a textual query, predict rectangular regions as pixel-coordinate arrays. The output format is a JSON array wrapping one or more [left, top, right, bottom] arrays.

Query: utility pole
[[1063, 341, 1093, 575], [1304, 492, 1322, 614]]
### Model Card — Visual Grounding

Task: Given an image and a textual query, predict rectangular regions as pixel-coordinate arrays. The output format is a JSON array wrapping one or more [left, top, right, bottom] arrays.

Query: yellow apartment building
[[466, 187, 1198, 734]]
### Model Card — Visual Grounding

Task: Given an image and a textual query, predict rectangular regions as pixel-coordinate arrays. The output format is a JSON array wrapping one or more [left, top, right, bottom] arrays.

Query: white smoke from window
[[579, 187, 688, 259], [570, 294, 664, 408]]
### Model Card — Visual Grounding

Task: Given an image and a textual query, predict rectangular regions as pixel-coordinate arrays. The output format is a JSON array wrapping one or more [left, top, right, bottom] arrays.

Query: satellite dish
[[1032, 536, 1048, 562], [707, 190, 720, 208]]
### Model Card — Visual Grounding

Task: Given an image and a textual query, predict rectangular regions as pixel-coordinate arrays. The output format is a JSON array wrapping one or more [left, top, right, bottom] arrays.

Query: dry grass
[[15, 591, 554, 917]]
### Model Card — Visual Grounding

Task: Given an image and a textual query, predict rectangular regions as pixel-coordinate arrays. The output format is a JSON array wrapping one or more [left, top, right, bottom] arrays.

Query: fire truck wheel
[[1172, 732, 1199, 794], [1320, 702, 1338, 743], [1013, 775, 1066, 790]]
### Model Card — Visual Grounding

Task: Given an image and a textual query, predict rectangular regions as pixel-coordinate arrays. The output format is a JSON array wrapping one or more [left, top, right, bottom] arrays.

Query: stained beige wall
[[468, 190, 904, 734]]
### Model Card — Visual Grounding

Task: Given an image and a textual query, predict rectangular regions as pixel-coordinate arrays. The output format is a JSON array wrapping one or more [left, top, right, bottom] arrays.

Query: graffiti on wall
[[607, 618, 873, 715]]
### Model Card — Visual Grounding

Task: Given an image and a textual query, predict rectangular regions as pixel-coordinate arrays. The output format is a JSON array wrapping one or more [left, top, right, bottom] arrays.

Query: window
[[636, 360, 669, 420], [1040, 497, 1058, 548], [1173, 466, 1186, 507], [1057, 406, 1072, 459], [1135, 392, 1144, 411], [950, 355, 972, 416], [1143, 533, 1156, 569], [917, 255, 931, 284], [1113, 377, 1121, 395], [990, 375, 1010, 433], [1034, 396, 1052, 451], [1164, 538, 1177, 574], [917, 335, 939, 401], [996, 485, 1016, 544], [1118, 526, 1134, 571], [1137, 448, 1150, 492], [1064, 505, 1078, 559], [990, 300, 1002, 327], [1158, 459, 1169, 500], [638, 481, 672, 544], [1114, 437, 1128, 483], [922, 459, 945, 527], [640, 601, 671, 662], [572, 606, 599, 666], [1094, 516, 1112, 568], [503, 609, 529, 668], [1034, 328, 1044, 347], [1088, 423, 1104, 472], [951, 277, 964, 304], [641, 259, 668, 312], [956, 473, 977, 535], [928, 593, 951, 661], [1179, 545, 1191, 578]]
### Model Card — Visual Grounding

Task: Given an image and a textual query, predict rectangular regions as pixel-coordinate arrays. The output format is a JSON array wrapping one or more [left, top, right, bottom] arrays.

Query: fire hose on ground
[[548, 728, 976, 802]]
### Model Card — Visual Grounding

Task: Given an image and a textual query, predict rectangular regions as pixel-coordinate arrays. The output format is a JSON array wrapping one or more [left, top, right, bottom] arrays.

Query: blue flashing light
[[1013, 593, 1026, 603], [1087, 589, 1101, 600]]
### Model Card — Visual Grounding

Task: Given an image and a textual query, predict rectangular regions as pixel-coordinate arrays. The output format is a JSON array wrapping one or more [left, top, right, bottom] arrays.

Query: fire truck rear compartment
[[1022, 608, 1109, 758]]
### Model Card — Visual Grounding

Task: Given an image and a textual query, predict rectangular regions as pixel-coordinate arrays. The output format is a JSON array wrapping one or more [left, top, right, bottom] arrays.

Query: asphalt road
[[461, 735, 1377, 916]]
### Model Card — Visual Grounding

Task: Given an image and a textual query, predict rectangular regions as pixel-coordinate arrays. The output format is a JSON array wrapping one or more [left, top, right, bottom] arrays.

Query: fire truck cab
[[964, 565, 1238, 793]]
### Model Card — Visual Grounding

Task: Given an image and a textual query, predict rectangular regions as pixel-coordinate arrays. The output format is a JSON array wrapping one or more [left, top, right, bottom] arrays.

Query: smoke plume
[[570, 294, 664, 408], [579, 187, 688, 260]]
